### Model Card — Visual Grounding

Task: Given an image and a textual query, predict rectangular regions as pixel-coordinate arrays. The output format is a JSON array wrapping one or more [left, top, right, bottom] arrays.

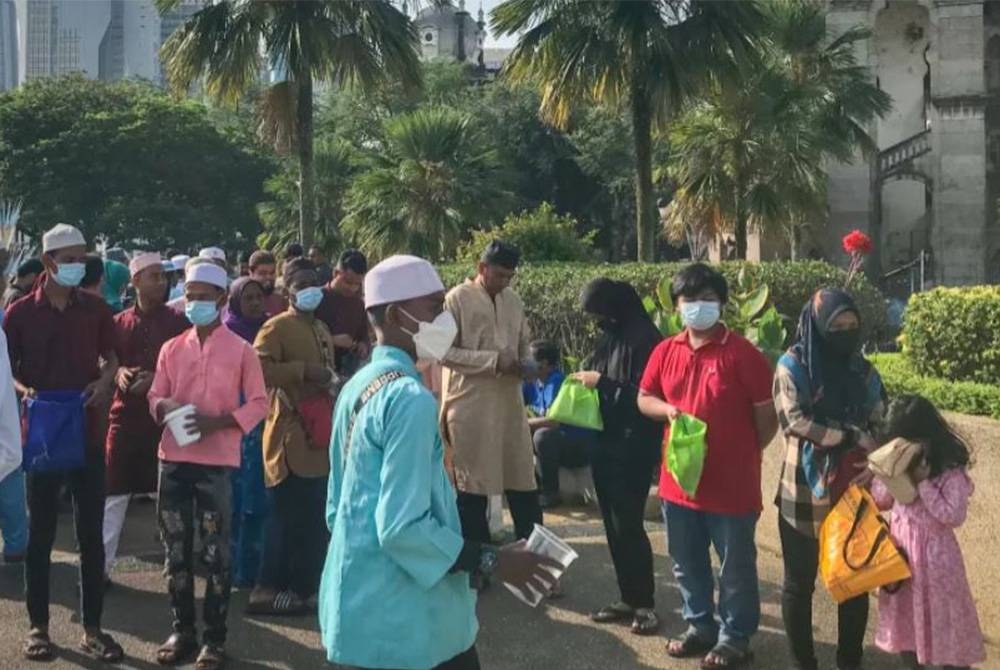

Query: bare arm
[[637, 389, 679, 423], [752, 402, 779, 450]]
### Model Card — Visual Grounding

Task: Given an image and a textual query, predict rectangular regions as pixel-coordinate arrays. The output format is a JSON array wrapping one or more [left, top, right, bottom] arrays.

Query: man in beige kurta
[[440, 241, 542, 544]]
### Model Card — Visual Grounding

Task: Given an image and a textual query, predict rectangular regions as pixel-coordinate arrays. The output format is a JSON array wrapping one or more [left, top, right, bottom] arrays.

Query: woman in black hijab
[[571, 278, 663, 635]]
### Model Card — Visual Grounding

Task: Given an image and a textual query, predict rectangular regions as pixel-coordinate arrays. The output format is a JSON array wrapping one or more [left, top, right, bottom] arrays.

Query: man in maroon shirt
[[637, 263, 777, 670], [316, 249, 370, 376], [249, 250, 288, 316], [4, 224, 123, 662]]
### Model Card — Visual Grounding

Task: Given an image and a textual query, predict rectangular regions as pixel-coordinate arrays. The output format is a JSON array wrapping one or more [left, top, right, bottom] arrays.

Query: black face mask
[[596, 317, 618, 332], [824, 329, 861, 358]]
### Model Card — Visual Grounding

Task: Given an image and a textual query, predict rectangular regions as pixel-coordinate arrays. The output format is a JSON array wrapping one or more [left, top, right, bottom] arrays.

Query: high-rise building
[[0, 0, 17, 90]]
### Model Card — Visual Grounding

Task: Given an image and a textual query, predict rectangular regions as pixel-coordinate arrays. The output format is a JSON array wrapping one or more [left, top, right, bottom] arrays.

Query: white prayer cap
[[185, 262, 228, 290], [162, 260, 175, 273], [170, 254, 190, 270], [42, 223, 86, 253], [364, 255, 445, 309], [199, 247, 226, 262], [129, 252, 162, 277]]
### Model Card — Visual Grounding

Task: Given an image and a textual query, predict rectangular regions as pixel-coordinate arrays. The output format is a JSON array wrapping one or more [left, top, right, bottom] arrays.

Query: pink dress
[[872, 469, 986, 667]]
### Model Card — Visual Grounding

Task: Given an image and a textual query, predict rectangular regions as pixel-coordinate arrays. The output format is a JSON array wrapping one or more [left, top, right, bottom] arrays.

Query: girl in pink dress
[[872, 395, 985, 670]]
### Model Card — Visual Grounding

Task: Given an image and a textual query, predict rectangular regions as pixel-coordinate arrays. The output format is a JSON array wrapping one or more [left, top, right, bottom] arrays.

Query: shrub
[[903, 286, 1000, 384], [439, 261, 887, 361], [456, 203, 595, 265], [870, 353, 1000, 420]]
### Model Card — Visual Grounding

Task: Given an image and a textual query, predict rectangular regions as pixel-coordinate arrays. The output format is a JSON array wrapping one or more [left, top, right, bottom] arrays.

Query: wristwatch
[[478, 545, 499, 579]]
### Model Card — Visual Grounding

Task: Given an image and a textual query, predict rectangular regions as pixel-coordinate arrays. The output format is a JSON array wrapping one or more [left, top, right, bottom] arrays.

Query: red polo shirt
[[639, 325, 773, 515]]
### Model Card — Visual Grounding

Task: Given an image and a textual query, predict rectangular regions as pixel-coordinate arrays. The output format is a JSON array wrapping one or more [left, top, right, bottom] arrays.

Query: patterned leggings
[[157, 462, 232, 645]]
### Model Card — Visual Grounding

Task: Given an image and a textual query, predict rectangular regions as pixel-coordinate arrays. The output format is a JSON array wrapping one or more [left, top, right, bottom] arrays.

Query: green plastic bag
[[666, 413, 708, 497], [546, 378, 604, 431]]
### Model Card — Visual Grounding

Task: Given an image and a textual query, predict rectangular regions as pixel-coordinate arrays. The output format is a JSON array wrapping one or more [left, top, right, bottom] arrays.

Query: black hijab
[[581, 278, 661, 384], [788, 288, 869, 424]]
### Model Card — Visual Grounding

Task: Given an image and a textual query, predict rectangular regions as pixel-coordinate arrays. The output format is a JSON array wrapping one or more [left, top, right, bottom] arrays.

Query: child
[[148, 262, 267, 670], [872, 394, 985, 670]]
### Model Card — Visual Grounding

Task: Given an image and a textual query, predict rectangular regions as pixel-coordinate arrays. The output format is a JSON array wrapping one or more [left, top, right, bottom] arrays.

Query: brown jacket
[[254, 311, 335, 486]]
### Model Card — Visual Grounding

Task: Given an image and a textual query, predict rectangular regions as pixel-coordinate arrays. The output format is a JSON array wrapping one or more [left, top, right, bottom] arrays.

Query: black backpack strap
[[343, 370, 408, 461]]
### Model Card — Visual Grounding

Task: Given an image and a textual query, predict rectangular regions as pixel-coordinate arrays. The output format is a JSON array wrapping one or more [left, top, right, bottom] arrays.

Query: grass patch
[[870, 353, 1000, 420]]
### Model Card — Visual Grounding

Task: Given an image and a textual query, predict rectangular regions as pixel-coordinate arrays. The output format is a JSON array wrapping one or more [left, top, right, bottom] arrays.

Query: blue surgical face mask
[[53, 262, 86, 288], [680, 301, 721, 331], [293, 286, 323, 312], [185, 300, 220, 327]]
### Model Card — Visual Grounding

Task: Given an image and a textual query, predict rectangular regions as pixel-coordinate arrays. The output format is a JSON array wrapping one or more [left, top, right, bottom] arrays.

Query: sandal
[[667, 629, 717, 659], [156, 631, 199, 665], [195, 644, 226, 670], [24, 629, 55, 662], [701, 643, 753, 669], [245, 589, 305, 616], [80, 631, 125, 663], [590, 602, 635, 623], [630, 608, 660, 636]]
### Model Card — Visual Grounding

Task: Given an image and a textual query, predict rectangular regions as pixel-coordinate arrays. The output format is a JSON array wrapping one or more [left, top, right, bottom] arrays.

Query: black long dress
[[581, 278, 663, 610]]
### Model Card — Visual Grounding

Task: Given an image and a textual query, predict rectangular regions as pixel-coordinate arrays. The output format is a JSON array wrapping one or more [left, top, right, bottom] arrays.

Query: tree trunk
[[296, 74, 316, 247], [734, 196, 748, 260], [631, 88, 656, 262]]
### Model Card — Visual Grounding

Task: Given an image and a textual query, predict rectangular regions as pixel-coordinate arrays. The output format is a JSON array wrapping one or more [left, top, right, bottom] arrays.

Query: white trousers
[[102, 494, 130, 577]]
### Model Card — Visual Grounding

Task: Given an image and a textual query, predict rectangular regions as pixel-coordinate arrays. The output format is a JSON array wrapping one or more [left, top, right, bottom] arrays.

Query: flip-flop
[[667, 629, 717, 659], [590, 602, 635, 623], [24, 630, 55, 662], [700, 642, 753, 669], [245, 590, 305, 616], [80, 631, 124, 663], [631, 609, 660, 636], [194, 644, 226, 670], [156, 631, 198, 666]]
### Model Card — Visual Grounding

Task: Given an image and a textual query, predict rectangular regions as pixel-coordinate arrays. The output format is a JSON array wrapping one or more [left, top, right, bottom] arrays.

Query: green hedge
[[903, 286, 1000, 385], [870, 353, 1000, 420], [439, 261, 887, 360]]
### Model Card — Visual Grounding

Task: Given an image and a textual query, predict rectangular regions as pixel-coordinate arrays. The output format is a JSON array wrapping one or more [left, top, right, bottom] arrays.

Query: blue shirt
[[319, 346, 477, 669]]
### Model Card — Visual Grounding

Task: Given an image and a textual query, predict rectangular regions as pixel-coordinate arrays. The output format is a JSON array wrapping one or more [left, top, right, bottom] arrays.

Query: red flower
[[842, 230, 873, 256]]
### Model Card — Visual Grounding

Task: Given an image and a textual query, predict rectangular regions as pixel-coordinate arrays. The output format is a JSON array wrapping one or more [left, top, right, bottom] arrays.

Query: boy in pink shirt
[[148, 262, 267, 669]]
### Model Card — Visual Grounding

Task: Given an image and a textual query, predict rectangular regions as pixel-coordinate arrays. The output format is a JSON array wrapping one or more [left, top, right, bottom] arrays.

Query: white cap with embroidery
[[186, 262, 228, 290], [42, 223, 86, 253], [364, 255, 445, 309]]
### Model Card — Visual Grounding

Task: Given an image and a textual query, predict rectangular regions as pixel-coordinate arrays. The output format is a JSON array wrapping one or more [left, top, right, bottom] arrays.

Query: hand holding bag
[[819, 484, 911, 603], [546, 378, 603, 431], [22, 391, 87, 472], [665, 413, 708, 497]]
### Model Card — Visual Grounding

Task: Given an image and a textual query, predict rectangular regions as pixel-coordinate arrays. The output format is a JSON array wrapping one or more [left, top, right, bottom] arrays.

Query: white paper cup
[[503, 523, 579, 608], [164, 404, 200, 447]]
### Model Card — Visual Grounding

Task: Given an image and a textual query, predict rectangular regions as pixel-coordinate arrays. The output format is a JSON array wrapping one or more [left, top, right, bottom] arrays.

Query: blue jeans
[[0, 469, 27, 556], [663, 501, 760, 650]]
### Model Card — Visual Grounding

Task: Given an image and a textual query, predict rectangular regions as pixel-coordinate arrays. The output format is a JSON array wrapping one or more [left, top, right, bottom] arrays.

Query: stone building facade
[[826, 0, 999, 286]]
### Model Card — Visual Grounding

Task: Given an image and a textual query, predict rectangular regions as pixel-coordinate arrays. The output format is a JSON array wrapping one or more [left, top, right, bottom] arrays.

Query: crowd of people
[[0, 224, 987, 670]]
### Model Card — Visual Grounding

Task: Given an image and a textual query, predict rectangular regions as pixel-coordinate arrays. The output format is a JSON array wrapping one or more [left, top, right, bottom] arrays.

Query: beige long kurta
[[440, 279, 536, 496]]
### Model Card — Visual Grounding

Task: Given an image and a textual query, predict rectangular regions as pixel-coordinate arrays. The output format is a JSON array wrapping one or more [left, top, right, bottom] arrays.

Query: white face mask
[[400, 309, 458, 362]]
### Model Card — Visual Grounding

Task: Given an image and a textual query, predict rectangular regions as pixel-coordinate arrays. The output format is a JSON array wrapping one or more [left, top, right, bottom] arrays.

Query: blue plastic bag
[[22, 391, 87, 472]]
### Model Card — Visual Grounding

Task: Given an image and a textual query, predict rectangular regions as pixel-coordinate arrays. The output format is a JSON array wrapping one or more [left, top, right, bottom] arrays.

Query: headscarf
[[580, 278, 662, 444], [224, 277, 267, 344], [786, 288, 879, 497]]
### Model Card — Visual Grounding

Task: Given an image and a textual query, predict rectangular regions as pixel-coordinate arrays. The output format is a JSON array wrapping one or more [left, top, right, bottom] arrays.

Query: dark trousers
[[25, 458, 106, 629], [591, 451, 657, 610], [457, 490, 541, 543], [779, 516, 868, 670], [257, 473, 329, 599], [353, 645, 480, 670], [158, 462, 232, 645], [533, 428, 596, 494]]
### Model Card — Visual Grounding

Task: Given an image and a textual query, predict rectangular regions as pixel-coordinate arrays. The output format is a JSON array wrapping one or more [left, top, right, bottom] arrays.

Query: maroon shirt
[[105, 303, 189, 494], [4, 282, 116, 459], [315, 288, 369, 373]]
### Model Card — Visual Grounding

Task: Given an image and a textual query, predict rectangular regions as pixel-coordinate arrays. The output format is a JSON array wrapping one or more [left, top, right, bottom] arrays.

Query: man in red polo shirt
[[638, 263, 777, 670], [4, 223, 123, 662]]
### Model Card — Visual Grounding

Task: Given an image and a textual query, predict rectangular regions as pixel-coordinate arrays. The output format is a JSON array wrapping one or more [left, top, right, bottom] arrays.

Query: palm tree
[[662, 0, 891, 260], [492, 0, 762, 262], [341, 107, 511, 260], [156, 0, 421, 247]]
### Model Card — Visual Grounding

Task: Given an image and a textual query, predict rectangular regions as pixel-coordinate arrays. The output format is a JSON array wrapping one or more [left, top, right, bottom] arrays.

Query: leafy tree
[[158, 0, 421, 247], [492, 0, 761, 262], [341, 107, 511, 261], [0, 75, 273, 250], [662, 1, 891, 260]]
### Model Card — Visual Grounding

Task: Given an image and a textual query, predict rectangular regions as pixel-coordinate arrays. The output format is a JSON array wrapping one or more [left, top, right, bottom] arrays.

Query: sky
[[479, 0, 518, 48]]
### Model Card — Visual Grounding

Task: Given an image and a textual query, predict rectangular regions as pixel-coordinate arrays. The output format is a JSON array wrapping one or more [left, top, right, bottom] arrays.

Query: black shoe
[[539, 493, 563, 509]]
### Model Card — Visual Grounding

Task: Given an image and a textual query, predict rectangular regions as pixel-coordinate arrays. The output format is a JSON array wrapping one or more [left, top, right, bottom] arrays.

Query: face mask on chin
[[399, 308, 458, 362]]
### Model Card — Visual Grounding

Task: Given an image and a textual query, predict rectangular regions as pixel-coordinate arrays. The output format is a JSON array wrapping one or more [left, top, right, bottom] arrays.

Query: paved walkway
[[0, 412, 997, 669]]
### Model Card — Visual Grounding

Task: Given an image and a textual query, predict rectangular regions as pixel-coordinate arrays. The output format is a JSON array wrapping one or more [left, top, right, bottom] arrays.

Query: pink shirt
[[149, 324, 267, 467]]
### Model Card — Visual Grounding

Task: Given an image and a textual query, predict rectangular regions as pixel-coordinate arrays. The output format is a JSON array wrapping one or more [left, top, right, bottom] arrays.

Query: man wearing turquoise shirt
[[320, 255, 557, 670]]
